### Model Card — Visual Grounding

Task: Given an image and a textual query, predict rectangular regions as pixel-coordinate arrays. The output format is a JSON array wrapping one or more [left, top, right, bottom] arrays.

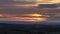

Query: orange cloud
[[0, 14, 48, 22]]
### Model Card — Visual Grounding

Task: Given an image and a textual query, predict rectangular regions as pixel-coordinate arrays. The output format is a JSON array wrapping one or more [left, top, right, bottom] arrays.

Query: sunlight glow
[[12, 14, 48, 22], [12, 17, 48, 22], [0, 14, 48, 22], [0, 14, 3, 17], [13, 0, 60, 7], [24, 14, 43, 17], [36, 0, 60, 5], [31, 14, 42, 17]]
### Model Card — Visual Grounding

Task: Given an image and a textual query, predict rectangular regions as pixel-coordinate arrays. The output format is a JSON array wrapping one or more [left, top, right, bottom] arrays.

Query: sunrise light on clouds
[[13, 0, 60, 7], [0, 0, 60, 22], [0, 14, 48, 22], [23, 14, 43, 17]]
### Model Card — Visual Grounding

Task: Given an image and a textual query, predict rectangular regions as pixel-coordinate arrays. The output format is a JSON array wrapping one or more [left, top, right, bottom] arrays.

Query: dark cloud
[[0, 8, 60, 15]]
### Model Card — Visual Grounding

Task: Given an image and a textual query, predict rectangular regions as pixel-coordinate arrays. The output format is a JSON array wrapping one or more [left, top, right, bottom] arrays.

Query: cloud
[[0, 0, 35, 4], [0, 14, 48, 22], [0, 0, 36, 8], [13, 0, 36, 4]]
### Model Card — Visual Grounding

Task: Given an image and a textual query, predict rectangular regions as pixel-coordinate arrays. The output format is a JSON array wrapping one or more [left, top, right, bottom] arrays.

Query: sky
[[0, 0, 60, 22], [0, 0, 60, 14], [13, 0, 60, 7], [13, 0, 60, 3], [0, 0, 60, 6]]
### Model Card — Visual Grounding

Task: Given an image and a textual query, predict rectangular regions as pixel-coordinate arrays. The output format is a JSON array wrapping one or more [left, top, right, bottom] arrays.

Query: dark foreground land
[[0, 21, 60, 34]]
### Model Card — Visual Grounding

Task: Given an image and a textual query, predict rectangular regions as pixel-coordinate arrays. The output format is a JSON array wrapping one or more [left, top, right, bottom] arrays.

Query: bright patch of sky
[[13, 0, 60, 4]]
